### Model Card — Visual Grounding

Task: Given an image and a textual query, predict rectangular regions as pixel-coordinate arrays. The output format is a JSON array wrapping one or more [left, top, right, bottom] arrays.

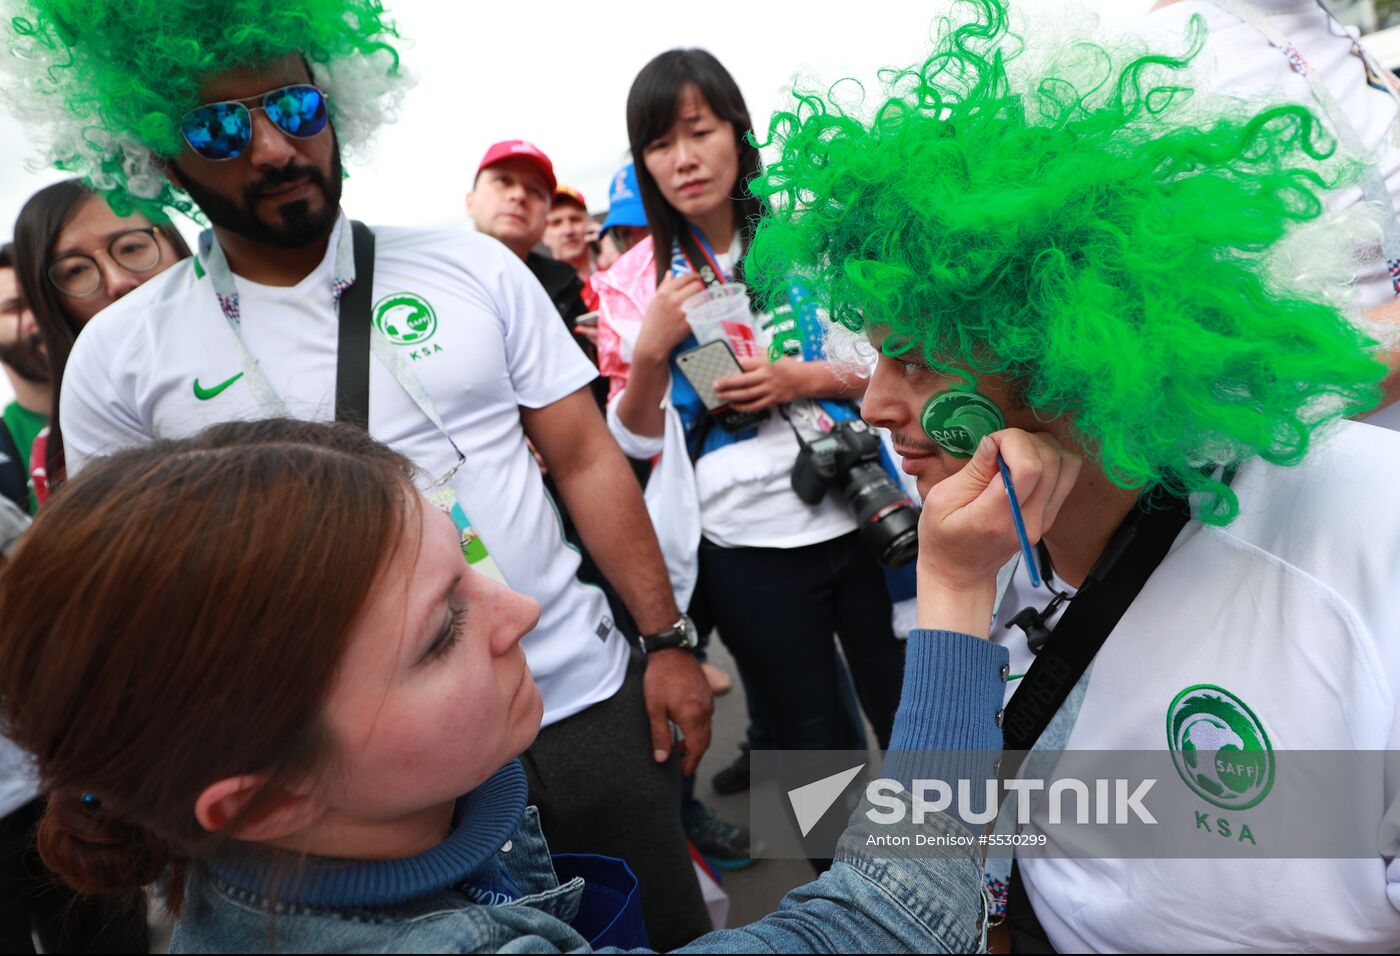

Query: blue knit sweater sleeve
[[670, 629, 1009, 954], [883, 628, 1008, 782]]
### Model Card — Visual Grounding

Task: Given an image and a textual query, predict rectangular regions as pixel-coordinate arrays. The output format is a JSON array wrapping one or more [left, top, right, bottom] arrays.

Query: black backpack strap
[[335, 221, 376, 428]]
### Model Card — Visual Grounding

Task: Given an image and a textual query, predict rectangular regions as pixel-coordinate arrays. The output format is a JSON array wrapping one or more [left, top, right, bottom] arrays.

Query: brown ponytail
[[0, 419, 417, 909], [37, 792, 173, 899]]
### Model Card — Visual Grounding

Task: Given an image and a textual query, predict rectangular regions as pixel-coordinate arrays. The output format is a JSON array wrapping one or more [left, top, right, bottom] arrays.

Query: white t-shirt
[[62, 217, 627, 727], [691, 240, 857, 549], [1147, 0, 1400, 431], [994, 421, 1400, 952]]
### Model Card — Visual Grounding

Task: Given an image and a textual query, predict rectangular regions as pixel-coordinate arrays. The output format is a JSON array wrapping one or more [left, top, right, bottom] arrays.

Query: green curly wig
[[746, 0, 1385, 524], [5, 0, 406, 215]]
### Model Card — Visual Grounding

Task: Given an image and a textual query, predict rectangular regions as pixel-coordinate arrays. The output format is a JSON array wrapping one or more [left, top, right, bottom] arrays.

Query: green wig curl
[[4, 0, 407, 215], [746, 0, 1385, 525]]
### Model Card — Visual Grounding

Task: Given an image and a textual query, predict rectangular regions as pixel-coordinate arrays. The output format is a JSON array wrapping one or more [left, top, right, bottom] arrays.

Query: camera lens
[[841, 463, 919, 567]]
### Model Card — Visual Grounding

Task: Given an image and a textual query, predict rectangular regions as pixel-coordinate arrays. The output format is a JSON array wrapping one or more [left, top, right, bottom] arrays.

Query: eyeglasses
[[46, 228, 165, 299], [179, 84, 329, 162]]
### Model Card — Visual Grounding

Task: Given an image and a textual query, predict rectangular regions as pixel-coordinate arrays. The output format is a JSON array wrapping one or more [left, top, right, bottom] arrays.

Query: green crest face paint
[[920, 390, 1006, 459]]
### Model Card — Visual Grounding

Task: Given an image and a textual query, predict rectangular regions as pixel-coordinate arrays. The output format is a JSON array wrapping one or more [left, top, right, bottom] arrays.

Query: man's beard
[[0, 334, 50, 385], [179, 141, 345, 249]]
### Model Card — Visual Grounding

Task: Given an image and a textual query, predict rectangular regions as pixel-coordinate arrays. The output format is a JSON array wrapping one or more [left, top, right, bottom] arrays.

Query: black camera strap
[[334, 221, 376, 428], [1000, 492, 1192, 769], [776, 405, 811, 449], [1005, 472, 1242, 951], [998, 496, 1193, 949]]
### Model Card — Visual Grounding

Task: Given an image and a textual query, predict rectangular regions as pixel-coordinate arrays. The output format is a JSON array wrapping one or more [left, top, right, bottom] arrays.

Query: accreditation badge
[[425, 482, 508, 586]]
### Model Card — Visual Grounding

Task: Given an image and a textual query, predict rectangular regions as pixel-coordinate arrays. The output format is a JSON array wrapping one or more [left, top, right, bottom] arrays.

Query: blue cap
[[600, 163, 647, 235]]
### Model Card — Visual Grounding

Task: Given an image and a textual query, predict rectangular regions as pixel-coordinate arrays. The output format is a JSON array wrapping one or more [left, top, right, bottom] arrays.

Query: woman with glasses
[[12, 178, 191, 500], [0, 178, 186, 953]]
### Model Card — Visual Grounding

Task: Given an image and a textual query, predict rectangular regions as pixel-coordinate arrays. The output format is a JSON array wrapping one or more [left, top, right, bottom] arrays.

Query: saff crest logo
[[1167, 684, 1274, 811], [373, 292, 437, 346], [919, 391, 1006, 460]]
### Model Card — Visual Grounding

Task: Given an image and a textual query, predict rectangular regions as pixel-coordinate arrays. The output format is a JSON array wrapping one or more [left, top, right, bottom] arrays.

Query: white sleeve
[[0, 502, 38, 816], [491, 248, 598, 409], [0, 496, 27, 558], [605, 388, 667, 459], [59, 326, 153, 476], [1382, 699, 1400, 914], [0, 734, 39, 819]]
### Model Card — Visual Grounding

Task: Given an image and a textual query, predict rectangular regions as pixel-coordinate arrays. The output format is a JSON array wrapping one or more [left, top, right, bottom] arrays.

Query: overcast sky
[[0, 0, 1150, 405], [0, 0, 1149, 232]]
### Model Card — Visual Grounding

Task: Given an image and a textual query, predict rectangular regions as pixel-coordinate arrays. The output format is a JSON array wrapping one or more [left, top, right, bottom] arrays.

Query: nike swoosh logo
[[193, 372, 244, 401]]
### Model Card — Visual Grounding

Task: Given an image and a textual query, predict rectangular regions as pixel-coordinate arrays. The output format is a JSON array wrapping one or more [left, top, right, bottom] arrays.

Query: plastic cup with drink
[[681, 283, 760, 359]]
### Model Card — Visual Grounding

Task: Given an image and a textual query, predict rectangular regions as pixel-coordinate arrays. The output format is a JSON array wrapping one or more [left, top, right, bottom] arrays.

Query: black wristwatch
[[640, 615, 699, 655]]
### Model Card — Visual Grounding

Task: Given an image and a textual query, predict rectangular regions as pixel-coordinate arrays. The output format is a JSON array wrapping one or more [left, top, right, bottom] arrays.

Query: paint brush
[[998, 452, 1042, 588]]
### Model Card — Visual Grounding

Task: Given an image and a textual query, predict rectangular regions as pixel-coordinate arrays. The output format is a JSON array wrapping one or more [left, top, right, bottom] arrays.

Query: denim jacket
[[172, 804, 984, 954], [170, 630, 1008, 954]]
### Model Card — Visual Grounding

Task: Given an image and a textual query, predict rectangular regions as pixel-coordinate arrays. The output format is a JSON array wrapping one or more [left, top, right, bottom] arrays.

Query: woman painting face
[[317, 501, 544, 823], [196, 496, 545, 857], [46, 195, 183, 326], [642, 84, 741, 224]]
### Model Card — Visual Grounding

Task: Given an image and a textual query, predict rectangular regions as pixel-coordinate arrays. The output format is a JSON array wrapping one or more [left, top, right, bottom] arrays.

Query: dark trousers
[[699, 531, 905, 751], [0, 799, 147, 954], [522, 654, 711, 950]]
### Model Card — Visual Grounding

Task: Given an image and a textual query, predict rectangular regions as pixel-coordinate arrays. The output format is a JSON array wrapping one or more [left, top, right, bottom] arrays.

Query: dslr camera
[[790, 420, 918, 567]]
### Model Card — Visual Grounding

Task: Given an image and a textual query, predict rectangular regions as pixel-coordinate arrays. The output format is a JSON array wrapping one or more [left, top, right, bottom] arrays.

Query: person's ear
[[465, 191, 475, 216], [194, 774, 325, 843]]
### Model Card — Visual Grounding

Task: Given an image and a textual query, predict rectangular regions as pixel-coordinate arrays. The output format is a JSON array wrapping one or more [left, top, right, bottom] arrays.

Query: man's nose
[[17, 308, 39, 340], [245, 109, 297, 170], [861, 358, 910, 431]]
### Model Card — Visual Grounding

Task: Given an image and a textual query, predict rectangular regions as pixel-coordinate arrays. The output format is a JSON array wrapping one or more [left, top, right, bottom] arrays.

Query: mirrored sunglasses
[[179, 84, 329, 161]]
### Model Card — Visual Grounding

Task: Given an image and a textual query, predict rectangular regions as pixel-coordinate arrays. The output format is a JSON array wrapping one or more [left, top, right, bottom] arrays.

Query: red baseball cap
[[476, 140, 557, 195], [554, 185, 587, 211]]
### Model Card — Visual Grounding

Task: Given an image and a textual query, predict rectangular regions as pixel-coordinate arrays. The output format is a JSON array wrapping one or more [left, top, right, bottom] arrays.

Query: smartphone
[[675, 340, 770, 433], [575, 311, 599, 328], [676, 339, 741, 409]]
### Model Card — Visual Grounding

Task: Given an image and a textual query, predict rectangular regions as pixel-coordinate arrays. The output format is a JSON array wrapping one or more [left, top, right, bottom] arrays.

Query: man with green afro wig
[[4, 0, 407, 217], [4, 0, 720, 946], [748, 0, 1400, 951]]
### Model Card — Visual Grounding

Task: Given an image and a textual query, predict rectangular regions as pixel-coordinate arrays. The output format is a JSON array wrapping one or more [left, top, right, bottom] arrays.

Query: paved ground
[[693, 640, 836, 929]]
